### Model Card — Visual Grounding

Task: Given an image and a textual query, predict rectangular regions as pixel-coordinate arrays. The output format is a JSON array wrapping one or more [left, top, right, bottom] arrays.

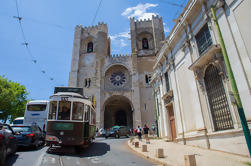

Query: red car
[[0, 123, 17, 166]]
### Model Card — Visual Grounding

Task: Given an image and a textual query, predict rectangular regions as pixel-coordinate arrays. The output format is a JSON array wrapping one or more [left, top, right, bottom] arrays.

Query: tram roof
[[27, 100, 49, 104], [51, 92, 88, 99]]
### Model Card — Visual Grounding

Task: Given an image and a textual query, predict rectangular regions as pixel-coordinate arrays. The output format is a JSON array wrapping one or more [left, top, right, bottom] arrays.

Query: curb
[[127, 140, 173, 166]]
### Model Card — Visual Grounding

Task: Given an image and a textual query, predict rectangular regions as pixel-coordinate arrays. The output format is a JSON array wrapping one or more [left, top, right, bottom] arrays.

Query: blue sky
[[0, 0, 188, 100]]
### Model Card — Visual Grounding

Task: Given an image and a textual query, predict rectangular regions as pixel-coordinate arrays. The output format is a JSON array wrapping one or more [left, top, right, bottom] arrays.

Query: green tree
[[0, 76, 29, 123]]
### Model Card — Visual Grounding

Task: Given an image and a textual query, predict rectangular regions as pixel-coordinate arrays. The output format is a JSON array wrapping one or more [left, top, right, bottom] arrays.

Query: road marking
[[52, 158, 56, 163], [59, 156, 64, 166], [34, 147, 47, 166], [89, 157, 101, 164], [76, 160, 80, 165]]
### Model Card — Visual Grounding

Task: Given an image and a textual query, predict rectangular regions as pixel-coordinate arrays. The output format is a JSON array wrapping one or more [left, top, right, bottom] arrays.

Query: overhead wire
[[91, 0, 103, 25], [13, 0, 57, 84], [173, 0, 188, 19], [157, 0, 184, 8]]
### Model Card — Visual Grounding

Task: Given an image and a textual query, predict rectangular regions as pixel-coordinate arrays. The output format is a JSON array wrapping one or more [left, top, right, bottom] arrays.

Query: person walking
[[143, 124, 150, 144], [133, 128, 137, 136], [152, 124, 156, 136], [137, 125, 142, 141]]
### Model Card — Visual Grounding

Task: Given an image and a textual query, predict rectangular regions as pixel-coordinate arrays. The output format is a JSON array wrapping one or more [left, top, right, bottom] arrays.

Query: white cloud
[[122, 3, 158, 20], [109, 30, 130, 40], [163, 23, 170, 33], [120, 39, 127, 47], [109, 29, 130, 48]]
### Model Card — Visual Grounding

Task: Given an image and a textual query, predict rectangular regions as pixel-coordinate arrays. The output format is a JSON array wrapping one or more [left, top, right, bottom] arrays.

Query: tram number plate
[[61, 97, 68, 101]]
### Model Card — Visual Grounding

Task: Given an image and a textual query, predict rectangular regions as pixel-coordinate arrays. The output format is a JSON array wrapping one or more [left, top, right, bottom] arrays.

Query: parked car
[[12, 125, 44, 149], [98, 128, 106, 137], [12, 117, 24, 125], [105, 126, 130, 138], [0, 123, 17, 166]]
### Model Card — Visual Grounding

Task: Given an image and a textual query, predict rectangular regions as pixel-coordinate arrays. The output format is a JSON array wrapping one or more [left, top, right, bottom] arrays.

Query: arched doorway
[[104, 96, 133, 129]]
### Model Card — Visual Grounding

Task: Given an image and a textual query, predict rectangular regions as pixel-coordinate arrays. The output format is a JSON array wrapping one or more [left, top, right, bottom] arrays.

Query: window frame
[[84, 105, 90, 122], [164, 72, 170, 92], [48, 101, 57, 120], [195, 23, 213, 55], [72, 102, 84, 121], [87, 42, 93, 53], [142, 38, 149, 49]]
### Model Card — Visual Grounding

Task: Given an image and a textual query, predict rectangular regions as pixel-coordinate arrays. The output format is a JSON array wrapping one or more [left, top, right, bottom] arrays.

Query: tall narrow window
[[87, 42, 93, 53], [195, 24, 212, 55], [142, 38, 149, 49], [204, 65, 233, 131], [84, 78, 91, 88], [164, 72, 170, 92], [145, 74, 151, 84]]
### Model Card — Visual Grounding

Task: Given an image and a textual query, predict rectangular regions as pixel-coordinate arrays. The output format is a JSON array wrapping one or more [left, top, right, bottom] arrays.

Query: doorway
[[167, 104, 176, 141]]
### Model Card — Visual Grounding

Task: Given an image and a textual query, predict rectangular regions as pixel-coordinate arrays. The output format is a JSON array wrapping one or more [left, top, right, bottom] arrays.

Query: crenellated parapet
[[76, 22, 108, 34], [106, 54, 131, 65], [110, 54, 131, 57], [130, 14, 164, 54], [130, 15, 163, 27]]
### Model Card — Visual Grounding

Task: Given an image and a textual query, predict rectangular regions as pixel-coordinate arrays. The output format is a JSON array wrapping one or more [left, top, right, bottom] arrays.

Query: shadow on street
[[4, 154, 19, 166], [46, 141, 110, 157], [79, 142, 110, 157], [4, 145, 45, 166]]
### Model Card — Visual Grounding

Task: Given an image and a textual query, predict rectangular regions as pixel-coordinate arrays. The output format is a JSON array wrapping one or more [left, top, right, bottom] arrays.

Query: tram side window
[[72, 102, 84, 121], [91, 109, 96, 124], [48, 101, 57, 120], [58, 101, 71, 120], [84, 105, 90, 122]]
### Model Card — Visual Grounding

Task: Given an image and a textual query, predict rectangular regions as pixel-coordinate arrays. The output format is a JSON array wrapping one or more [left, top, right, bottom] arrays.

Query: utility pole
[[211, 5, 251, 157]]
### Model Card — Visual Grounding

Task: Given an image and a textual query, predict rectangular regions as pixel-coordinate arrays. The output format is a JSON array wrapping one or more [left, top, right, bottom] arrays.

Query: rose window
[[110, 71, 126, 86]]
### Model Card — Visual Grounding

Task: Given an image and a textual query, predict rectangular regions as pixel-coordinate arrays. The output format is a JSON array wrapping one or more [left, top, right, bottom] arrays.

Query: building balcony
[[162, 90, 173, 106], [189, 44, 221, 71]]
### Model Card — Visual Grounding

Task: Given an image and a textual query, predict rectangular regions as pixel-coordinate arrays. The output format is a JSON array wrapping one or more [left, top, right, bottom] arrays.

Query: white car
[[98, 128, 106, 137]]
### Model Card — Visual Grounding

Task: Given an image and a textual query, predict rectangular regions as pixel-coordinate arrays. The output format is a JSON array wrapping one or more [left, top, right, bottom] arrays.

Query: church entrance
[[104, 96, 133, 129]]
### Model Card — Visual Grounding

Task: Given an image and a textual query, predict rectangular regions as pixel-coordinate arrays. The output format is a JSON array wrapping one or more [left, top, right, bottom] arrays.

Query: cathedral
[[68, 15, 165, 129]]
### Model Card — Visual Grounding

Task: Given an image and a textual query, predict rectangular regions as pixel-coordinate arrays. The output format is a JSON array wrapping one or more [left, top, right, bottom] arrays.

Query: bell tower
[[130, 15, 165, 56], [68, 22, 110, 88]]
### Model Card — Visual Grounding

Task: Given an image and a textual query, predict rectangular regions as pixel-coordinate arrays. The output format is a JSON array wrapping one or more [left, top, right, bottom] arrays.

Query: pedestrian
[[96, 128, 99, 136], [133, 128, 137, 136], [137, 125, 142, 141], [152, 124, 155, 136], [143, 124, 150, 144]]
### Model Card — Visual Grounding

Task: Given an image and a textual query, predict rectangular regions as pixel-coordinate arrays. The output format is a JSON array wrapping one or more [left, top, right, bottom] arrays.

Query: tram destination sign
[[54, 87, 83, 96]]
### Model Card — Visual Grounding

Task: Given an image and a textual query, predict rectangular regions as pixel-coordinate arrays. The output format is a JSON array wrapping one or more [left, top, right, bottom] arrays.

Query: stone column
[[69, 25, 81, 87], [159, 77, 169, 138], [131, 53, 142, 128]]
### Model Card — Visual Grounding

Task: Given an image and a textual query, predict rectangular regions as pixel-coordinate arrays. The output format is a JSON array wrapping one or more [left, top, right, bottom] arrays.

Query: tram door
[[84, 105, 90, 138], [84, 122, 89, 138]]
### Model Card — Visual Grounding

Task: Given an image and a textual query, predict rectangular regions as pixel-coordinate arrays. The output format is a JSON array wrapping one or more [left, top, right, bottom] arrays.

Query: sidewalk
[[127, 137, 251, 166]]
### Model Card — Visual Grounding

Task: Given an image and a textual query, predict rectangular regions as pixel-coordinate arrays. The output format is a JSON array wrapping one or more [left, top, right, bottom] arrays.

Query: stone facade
[[69, 16, 164, 129], [151, 0, 251, 156]]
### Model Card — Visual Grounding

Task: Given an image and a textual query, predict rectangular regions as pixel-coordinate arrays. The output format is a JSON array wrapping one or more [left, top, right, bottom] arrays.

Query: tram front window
[[72, 102, 84, 120], [58, 101, 71, 120], [48, 101, 57, 120]]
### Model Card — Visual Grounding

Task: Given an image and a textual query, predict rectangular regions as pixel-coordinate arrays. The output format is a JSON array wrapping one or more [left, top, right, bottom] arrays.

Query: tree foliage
[[0, 76, 29, 123]]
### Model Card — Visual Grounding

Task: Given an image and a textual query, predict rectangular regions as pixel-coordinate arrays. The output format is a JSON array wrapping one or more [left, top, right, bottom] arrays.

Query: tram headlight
[[60, 131, 64, 135]]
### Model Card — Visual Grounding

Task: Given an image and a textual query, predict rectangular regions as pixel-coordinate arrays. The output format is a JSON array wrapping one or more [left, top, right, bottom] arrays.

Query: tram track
[[59, 156, 64, 166]]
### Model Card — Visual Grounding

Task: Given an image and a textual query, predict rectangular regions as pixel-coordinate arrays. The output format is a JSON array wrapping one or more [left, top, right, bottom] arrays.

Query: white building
[[151, 0, 251, 156]]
